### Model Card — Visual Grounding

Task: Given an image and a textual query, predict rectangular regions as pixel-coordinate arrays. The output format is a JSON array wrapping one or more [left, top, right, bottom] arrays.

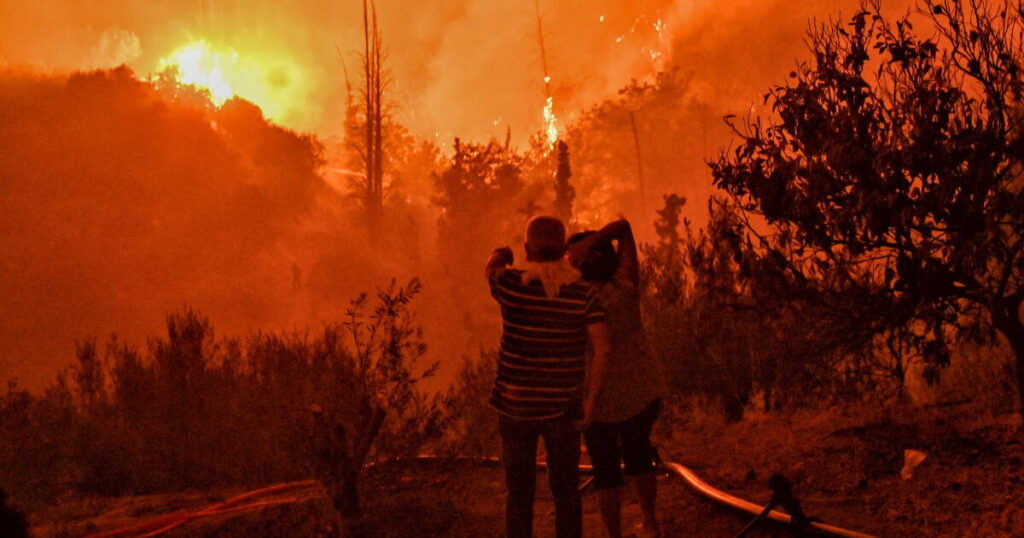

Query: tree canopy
[[710, 0, 1024, 414]]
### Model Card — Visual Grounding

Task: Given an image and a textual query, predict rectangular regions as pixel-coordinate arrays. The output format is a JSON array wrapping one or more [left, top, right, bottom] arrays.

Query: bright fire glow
[[158, 40, 303, 124], [160, 41, 235, 104], [543, 95, 559, 146]]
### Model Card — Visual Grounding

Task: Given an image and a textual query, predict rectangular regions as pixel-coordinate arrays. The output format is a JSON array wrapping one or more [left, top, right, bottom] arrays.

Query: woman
[[568, 219, 666, 538]]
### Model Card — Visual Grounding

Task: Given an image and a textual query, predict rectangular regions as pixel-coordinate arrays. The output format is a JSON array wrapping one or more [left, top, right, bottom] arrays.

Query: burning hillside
[[4, 1, 1024, 537]]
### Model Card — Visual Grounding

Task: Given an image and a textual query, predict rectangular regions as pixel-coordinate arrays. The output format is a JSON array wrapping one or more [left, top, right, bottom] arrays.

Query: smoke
[[90, 28, 143, 68], [0, 0, 919, 386], [0, 66, 485, 389], [0, 1, 916, 143], [0, 67, 347, 387], [0, 0, 690, 143]]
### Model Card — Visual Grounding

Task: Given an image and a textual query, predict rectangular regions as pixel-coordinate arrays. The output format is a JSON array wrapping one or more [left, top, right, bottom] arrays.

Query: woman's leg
[[628, 474, 658, 536], [584, 421, 623, 538], [596, 487, 622, 538], [620, 399, 662, 535]]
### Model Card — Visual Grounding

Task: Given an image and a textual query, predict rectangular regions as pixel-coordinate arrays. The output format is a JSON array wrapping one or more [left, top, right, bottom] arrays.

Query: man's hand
[[574, 404, 594, 431], [486, 246, 514, 281], [493, 246, 514, 265]]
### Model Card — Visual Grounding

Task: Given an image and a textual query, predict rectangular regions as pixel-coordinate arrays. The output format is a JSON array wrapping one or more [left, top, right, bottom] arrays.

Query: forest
[[1, 0, 1022, 536]]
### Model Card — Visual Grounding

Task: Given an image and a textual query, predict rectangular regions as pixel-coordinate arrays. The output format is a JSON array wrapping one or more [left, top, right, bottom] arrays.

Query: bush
[[0, 281, 440, 509], [439, 352, 499, 458], [641, 195, 892, 421]]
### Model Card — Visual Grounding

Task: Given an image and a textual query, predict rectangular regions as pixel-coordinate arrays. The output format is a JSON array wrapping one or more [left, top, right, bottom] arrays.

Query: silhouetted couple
[[486, 216, 666, 538]]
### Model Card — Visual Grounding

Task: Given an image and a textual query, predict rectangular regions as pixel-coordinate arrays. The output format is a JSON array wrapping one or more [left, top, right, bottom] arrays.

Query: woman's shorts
[[584, 398, 662, 489]]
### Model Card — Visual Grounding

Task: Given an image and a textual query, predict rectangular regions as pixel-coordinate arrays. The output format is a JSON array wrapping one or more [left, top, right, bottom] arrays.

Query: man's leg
[[541, 414, 582, 538], [500, 415, 539, 538]]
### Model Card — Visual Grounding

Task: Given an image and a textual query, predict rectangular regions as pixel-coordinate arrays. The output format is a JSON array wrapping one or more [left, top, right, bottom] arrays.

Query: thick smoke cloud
[[0, 1, 913, 142], [0, 0, 917, 386], [0, 0, 699, 142], [0, 68, 336, 386]]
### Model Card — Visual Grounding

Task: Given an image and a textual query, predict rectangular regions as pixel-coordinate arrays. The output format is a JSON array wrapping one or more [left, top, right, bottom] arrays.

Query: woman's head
[[567, 231, 618, 282]]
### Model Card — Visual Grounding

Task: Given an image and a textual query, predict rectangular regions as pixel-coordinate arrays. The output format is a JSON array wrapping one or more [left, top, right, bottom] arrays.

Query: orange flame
[[157, 40, 304, 125], [543, 95, 559, 146]]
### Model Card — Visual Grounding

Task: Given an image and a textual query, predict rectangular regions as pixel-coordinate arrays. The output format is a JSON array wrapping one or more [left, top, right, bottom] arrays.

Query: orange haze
[[0, 0, 913, 387]]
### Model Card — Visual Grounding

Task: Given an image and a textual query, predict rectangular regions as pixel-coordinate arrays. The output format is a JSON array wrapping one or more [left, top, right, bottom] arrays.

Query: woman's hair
[[567, 231, 618, 282]]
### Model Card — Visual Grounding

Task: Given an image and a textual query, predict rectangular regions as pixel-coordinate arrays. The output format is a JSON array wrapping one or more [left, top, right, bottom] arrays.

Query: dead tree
[[349, 0, 385, 236]]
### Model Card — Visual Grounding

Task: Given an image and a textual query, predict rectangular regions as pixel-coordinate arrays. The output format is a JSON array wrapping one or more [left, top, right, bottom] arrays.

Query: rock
[[900, 449, 927, 480]]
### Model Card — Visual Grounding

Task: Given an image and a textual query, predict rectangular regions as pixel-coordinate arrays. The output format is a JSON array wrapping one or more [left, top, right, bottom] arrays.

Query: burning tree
[[710, 0, 1024, 416]]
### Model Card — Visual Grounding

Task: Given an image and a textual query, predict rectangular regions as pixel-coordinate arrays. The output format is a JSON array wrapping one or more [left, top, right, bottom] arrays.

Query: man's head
[[524, 216, 567, 262]]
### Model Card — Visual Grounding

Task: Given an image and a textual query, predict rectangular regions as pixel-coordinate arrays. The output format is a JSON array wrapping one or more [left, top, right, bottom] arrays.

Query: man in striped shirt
[[485, 215, 610, 538]]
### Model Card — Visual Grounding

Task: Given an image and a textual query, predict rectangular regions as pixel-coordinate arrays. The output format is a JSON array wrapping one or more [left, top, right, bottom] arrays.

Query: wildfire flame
[[543, 96, 559, 146], [157, 40, 302, 124], [160, 41, 235, 105]]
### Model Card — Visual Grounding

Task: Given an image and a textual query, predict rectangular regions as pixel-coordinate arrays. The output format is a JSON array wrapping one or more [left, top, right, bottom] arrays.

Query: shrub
[[0, 280, 439, 511]]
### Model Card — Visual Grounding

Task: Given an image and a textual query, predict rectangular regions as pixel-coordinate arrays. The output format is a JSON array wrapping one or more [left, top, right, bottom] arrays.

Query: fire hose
[[82, 456, 876, 538], [82, 480, 319, 538]]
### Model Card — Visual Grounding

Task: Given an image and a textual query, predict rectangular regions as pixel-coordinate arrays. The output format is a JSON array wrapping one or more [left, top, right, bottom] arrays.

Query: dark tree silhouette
[[342, 0, 387, 235], [432, 138, 528, 263], [711, 0, 1024, 417], [553, 140, 575, 224]]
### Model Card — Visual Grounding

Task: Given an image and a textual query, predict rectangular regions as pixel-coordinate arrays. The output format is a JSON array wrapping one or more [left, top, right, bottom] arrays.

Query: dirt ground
[[660, 403, 1024, 537], [26, 403, 1024, 537], [28, 462, 747, 538]]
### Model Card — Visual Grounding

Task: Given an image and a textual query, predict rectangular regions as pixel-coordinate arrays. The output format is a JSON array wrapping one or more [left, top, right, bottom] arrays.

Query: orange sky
[[0, 0, 913, 144], [0, 0, 684, 143]]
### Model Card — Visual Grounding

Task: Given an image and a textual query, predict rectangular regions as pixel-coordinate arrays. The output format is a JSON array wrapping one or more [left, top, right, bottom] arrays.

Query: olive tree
[[710, 0, 1024, 415]]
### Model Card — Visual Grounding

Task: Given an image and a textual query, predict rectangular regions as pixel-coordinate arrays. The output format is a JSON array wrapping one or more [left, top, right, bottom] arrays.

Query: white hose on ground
[[662, 462, 876, 538]]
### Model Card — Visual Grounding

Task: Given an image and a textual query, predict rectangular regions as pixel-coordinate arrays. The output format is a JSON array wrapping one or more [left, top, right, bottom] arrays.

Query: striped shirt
[[488, 267, 606, 420]]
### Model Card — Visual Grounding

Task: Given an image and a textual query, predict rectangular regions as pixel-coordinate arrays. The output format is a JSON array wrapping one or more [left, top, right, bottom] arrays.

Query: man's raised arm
[[485, 246, 514, 281]]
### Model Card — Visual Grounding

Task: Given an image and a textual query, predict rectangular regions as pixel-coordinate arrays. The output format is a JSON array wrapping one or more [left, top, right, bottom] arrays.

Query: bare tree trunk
[[360, 0, 384, 238]]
